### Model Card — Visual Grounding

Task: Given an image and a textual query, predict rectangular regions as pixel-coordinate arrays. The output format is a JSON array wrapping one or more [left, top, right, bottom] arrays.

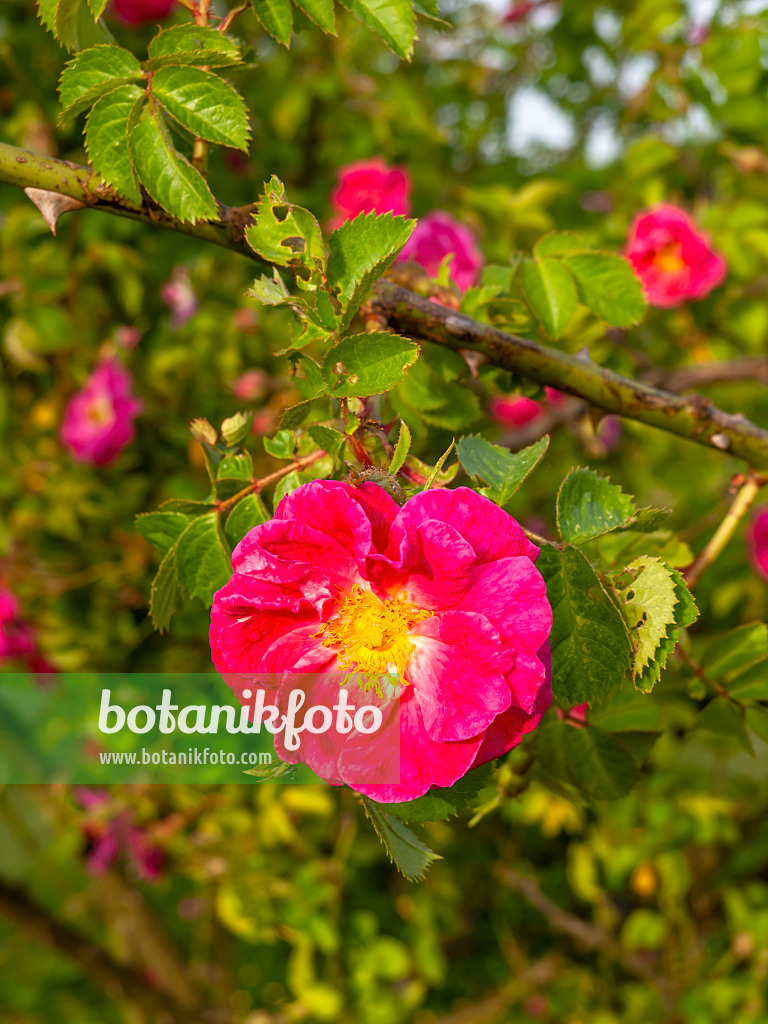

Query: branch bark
[[0, 876, 227, 1024], [3, 141, 768, 468]]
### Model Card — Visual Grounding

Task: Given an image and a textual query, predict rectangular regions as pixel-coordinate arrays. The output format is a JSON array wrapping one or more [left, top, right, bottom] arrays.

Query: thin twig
[[495, 865, 673, 1007], [215, 449, 327, 512], [684, 474, 764, 588], [0, 877, 218, 1024], [4, 142, 768, 468]]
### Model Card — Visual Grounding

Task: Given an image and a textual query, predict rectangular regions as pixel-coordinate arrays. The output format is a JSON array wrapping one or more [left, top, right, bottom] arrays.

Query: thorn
[[711, 433, 731, 450], [23, 187, 86, 235]]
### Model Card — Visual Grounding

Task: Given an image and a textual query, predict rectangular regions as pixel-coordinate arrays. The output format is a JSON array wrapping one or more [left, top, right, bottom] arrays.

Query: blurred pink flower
[[60, 359, 142, 466], [114, 325, 142, 350], [251, 409, 278, 435], [232, 369, 270, 402], [490, 395, 542, 428], [624, 203, 727, 308], [596, 415, 623, 452], [161, 267, 199, 327], [0, 588, 34, 661], [556, 702, 588, 727], [75, 788, 164, 882], [210, 481, 552, 802], [110, 0, 175, 26], [503, 1, 535, 22], [747, 508, 768, 583], [330, 158, 411, 229], [398, 211, 484, 292]]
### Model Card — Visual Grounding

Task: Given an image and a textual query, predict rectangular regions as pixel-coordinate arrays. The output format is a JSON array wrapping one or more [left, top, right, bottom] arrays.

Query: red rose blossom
[[397, 211, 484, 292], [624, 203, 727, 308], [330, 158, 411, 229], [747, 507, 768, 583], [111, 0, 175, 26], [210, 482, 552, 802], [60, 359, 142, 466]]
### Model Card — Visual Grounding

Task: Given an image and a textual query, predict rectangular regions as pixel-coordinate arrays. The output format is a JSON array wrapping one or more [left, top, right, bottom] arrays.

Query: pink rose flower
[[747, 508, 768, 583], [111, 0, 175, 26], [60, 359, 142, 466], [398, 211, 484, 292], [114, 325, 142, 350], [210, 482, 552, 802], [161, 267, 199, 327], [0, 587, 34, 661], [491, 395, 542, 428], [624, 203, 727, 308], [232, 369, 270, 402], [330, 158, 411, 229], [75, 788, 164, 882], [556, 702, 588, 727], [504, 1, 535, 22]]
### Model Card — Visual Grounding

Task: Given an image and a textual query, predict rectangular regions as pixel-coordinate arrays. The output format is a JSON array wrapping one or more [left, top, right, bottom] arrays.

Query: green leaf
[[293, 355, 329, 399], [328, 212, 416, 330], [387, 764, 494, 823], [727, 661, 768, 701], [520, 257, 578, 339], [248, 270, 290, 305], [293, 0, 336, 32], [745, 705, 768, 745], [362, 797, 442, 880], [273, 470, 312, 503], [424, 440, 455, 489], [279, 401, 313, 429], [389, 420, 411, 475], [250, 0, 293, 46], [245, 177, 326, 278], [636, 568, 698, 694], [160, 497, 217, 515], [534, 232, 591, 258], [85, 84, 144, 205], [618, 506, 672, 533], [700, 623, 768, 682], [565, 726, 640, 800], [264, 430, 295, 459], [145, 25, 243, 69], [225, 495, 270, 548], [557, 468, 636, 544], [322, 332, 419, 398], [614, 556, 680, 680], [589, 682, 661, 732], [695, 698, 753, 756], [127, 106, 217, 224], [538, 545, 633, 706], [88, 0, 109, 18], [135, 511, 189, 557], [217, 452, 253, 481], [562, 253, 646, 328], [339, 0, 417, 59], [149, 544, 181, 633], [58, 44, 143, 123], [307, 425, 346, 458], [52, 0, 113, 51], [175, 514, 232, 605], [457, 434, 549, 507], [152, 66, 250, 150]]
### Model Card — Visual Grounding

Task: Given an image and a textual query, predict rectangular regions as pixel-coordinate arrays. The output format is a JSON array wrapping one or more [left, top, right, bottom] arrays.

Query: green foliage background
[[3, 0, 768, 1021]]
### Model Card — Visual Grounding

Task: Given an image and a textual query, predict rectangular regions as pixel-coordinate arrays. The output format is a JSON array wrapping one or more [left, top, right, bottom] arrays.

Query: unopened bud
[[190, 418, 217, 445]]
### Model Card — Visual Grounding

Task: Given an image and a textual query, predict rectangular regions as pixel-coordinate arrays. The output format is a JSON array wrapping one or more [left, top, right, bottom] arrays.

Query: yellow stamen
[[655, 242, 686, 274], [313, 585, 432, 692], [85, 395, 115, 427]]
